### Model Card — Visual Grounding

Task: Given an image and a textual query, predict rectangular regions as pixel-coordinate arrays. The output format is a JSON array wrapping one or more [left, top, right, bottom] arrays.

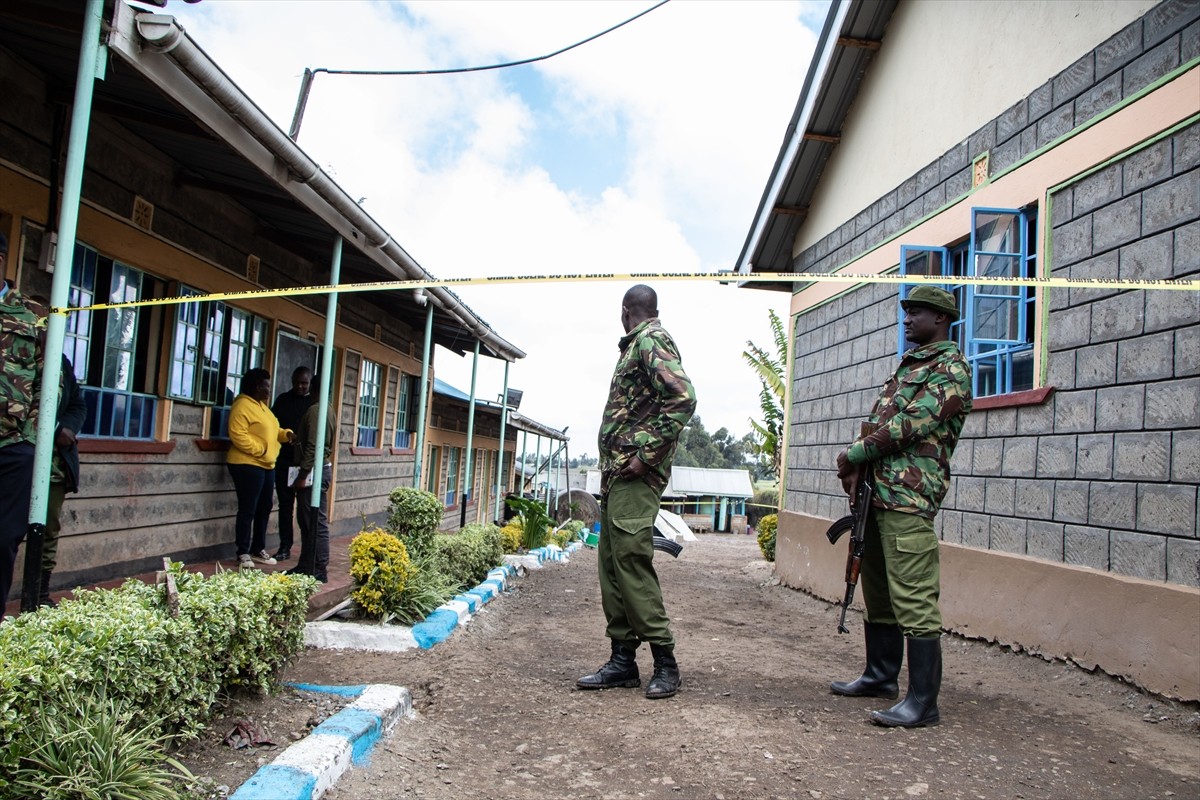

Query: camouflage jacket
[[846, 339, 972, 519], [0, 281, 47, 450], [599, 318, 696, 496]]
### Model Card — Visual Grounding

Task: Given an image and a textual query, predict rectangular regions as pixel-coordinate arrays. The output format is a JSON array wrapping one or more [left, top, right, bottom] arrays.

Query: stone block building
[[737, 0, 1198, 699]]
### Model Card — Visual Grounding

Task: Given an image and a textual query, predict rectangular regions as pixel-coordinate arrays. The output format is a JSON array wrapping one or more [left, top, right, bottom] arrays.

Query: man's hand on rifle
[[836, 449, 859, 499]]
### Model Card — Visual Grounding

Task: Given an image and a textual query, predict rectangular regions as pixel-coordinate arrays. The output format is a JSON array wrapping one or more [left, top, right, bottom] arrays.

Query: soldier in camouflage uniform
[[0, 232, 47, 609], [578, 285, 696, 699], [832, 285, 972, 728]]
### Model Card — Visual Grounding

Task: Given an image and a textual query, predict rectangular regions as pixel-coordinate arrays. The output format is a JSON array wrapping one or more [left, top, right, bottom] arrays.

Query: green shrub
[[386, 486, 443, 558], [0, 566, 315, 797], [505, 495, 552, 550], [9, 691, 194, 800], [499, 519, 523, 553], [349, 527, 457, 625], [757, 513, 778, 562], [349, 526, 418, 620], [560, 520, 585, 538], [432, 524, 504, 591], [550, 528, 572, 549]]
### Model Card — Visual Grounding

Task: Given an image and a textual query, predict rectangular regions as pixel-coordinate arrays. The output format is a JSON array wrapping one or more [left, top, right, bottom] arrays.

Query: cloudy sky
[[155, 0, 824, 460]]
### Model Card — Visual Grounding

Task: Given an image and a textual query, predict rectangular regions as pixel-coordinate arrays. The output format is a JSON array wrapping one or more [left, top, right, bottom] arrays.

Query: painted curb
[[230, 684, 412, 800]]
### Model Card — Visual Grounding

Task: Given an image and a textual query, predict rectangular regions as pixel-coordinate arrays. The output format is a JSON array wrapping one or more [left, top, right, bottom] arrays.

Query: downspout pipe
[[131, 14, 525, 363], [24, 0, 105, 612]]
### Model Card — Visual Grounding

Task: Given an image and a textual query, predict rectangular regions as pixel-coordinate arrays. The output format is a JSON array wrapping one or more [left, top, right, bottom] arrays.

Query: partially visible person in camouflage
[[831, 285, 972, 729], [578, 284, 696, 700], [0, 232, 48, 611]]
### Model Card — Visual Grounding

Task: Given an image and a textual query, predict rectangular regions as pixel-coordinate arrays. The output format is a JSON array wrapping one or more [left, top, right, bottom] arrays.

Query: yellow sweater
[[226, 394, 292, 469]]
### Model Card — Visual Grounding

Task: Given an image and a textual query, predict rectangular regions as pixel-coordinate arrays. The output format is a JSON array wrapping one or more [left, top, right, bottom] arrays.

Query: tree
[[743, 309, 787, 482]]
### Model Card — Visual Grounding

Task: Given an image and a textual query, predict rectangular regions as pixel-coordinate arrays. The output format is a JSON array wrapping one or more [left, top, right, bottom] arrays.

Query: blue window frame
[[65, 244, 159, 440], [898, 206, 1037, 397]]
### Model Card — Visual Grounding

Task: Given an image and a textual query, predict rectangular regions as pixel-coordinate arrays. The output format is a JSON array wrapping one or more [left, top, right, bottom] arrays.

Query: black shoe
[[871, 636, 942, 728], [577, 640, 640, 689], [314, 572, 328, 583], [831, 621, 903, 699], [645, 643, 681, 699], [37, 569, 55, 608], [273, 550, 292, 561]]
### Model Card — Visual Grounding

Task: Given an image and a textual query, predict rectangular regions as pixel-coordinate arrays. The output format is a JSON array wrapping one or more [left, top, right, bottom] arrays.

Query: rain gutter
[[108, 6, 524, 362]]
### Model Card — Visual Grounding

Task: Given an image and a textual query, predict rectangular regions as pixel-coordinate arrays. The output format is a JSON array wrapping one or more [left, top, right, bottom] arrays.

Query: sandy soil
[[177, 535, 1199, 799]]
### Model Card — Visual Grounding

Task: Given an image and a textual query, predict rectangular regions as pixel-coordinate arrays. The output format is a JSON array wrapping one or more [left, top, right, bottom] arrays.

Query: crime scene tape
[[53, 270, 1198, 316]]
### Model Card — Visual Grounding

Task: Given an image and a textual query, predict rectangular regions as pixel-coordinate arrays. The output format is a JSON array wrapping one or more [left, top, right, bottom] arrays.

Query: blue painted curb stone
[[313, 707, 383, 763], [285, 683, 367, 698], [230, 684, 411, 800], [411, 607, 460, 649]]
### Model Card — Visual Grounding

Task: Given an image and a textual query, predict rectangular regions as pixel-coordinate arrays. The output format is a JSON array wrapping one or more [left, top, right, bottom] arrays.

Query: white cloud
[[165, 0, 822, 459]]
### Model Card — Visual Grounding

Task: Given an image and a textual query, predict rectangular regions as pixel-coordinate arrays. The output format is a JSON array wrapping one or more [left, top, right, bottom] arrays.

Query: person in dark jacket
[[41, 355, 87, 606], [270, 367, 311, 560]]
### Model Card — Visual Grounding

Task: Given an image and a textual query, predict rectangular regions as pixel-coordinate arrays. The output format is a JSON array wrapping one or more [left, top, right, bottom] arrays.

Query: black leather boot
[[871, 636, 941, 727], [37, 569, 54, 608], [644, 643, 681, 699], [830, 621, 903, 698], [577, 640, 640, 689]]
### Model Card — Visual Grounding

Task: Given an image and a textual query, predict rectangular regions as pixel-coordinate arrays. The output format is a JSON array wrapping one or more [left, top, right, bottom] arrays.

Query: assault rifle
[[825, 464, 876, 634], [652, 524, 684, 558]]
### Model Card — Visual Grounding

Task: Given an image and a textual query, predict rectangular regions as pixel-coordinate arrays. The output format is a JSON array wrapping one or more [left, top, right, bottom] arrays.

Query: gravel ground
[[178, 535, 1200, 799]]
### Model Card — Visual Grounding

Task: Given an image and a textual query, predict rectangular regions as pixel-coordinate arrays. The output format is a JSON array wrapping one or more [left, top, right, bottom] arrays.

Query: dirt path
[[182, 535, 1199, 799]]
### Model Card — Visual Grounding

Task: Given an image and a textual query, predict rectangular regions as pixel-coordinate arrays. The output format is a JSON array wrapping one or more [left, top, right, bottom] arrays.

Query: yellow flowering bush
[[757, 514, 778, 562], [349, 525, 417, 618], [500, 519, 523, 553]]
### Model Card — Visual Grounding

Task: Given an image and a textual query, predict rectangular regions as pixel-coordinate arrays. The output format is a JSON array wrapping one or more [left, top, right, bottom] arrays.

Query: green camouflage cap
[[901, 286, 959, 320]]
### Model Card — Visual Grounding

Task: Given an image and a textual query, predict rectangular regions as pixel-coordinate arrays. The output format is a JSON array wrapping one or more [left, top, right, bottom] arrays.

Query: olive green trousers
[[860, 507, 942, 638], [598, 478, 674, 648]]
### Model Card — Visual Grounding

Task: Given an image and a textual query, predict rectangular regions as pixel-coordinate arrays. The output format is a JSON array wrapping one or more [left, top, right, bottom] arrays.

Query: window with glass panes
[[393, 373, 416, 449], [898, 206, 1037, 397], [356, 358, 383, 447], [65, 244, 159, 439], [445, 446, 460, 506], [210, 309, 268, 437], [427, 446, 440, 494]]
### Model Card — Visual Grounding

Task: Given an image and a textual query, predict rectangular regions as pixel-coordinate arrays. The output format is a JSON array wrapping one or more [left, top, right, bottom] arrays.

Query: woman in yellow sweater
[[227, 368, 295, 568]]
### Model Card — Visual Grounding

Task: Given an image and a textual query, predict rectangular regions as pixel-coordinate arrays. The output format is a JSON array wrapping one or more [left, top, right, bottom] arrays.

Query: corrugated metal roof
[[666, 467, 754, 499], [735, 0, 898, 290]]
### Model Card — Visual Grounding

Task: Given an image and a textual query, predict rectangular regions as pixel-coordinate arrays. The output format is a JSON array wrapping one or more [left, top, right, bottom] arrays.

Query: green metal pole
[[309, 237, 341, 513], [460, 338, 479, 528], [412, 302, 434, 488], [23, 0, 105, 613], [494, 361, 509, 519]]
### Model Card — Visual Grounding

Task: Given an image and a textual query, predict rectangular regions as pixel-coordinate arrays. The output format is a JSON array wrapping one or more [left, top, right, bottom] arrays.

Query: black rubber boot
[[644, 643, 681, 699], [577, 640, 640, 689], [871, 636, 942, 728], [830, 621, 903, 699], [37, 569, 54, 608]]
